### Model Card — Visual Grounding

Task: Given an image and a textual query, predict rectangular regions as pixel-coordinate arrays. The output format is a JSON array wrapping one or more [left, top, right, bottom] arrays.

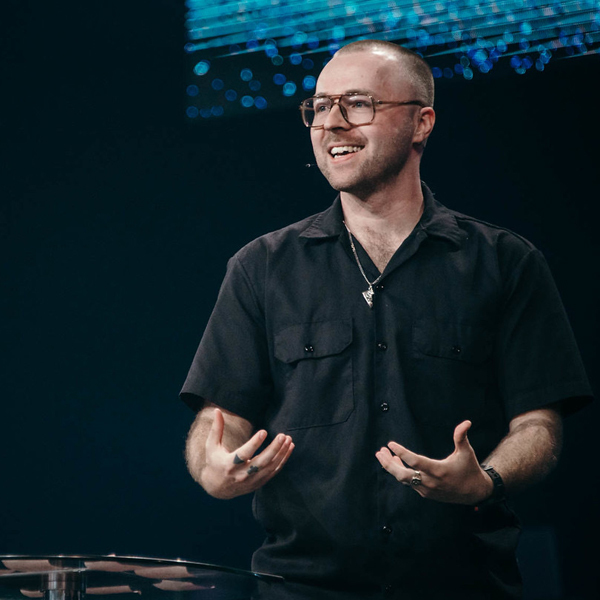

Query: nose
[[323, 101, 351, 130]]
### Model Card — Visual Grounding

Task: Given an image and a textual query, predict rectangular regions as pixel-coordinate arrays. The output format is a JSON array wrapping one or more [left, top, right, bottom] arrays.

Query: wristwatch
[[478, 464, 506, 506]]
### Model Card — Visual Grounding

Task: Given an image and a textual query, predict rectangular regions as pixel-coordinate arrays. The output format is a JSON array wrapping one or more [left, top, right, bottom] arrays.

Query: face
[[310, 50, 427, 197]]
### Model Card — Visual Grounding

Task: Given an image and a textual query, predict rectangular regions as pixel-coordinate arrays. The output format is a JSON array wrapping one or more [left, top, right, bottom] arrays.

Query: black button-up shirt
[[181, 184, 592, 598]]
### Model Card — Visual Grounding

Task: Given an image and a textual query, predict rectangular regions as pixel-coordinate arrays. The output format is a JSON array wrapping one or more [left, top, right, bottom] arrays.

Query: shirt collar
[[299, 182, 466, 248]]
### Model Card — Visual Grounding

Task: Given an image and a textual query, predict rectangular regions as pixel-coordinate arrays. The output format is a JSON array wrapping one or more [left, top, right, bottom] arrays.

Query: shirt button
[[380, 402, 389, 413], [375, 284, 384, 290], [377, 342, 388, 351], [304, 344, 314, 353], [451, 345, 462, 355], [381, 525, 393, 535]]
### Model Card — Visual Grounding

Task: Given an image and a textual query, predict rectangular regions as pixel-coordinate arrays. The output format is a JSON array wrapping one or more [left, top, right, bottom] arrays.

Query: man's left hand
[[375, 420, 493, 505]]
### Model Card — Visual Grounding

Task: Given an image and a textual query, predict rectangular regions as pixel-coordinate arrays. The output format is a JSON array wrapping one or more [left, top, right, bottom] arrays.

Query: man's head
[[335, 40, 435, 107], [306, 41, 435, 197]]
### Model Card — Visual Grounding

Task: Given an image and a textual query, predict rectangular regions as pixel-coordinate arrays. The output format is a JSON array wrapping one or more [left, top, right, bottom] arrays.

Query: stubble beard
[[315, 129, 414, 199]]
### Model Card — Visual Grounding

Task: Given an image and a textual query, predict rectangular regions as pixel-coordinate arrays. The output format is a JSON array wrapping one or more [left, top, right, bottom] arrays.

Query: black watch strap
[[479, 464, 506, 506]]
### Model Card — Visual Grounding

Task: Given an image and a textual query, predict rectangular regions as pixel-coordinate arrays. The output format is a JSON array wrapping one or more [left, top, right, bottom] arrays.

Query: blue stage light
[[240, 68, 253, 82], [283, 82, 297, 96], [241, 95, 254, 107], [211, 78, 224, 90], [225, 89, 238, 101], [255, 96, 268, 109], [302, 76, 316, 91], [186, 106, 199, 118], [265, 43, 278, 57], [249, 80, 261, 91], [186, 85, 199, 97], [185, 0, 600, 121], [193, 60, 210, 76]]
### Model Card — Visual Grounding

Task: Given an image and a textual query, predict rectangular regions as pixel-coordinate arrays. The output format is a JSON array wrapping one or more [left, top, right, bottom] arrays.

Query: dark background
[[2, 2, 598, 599]]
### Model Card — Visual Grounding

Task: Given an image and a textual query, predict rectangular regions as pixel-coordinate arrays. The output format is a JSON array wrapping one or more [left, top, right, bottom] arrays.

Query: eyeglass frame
[[299, 93, 428, 129]]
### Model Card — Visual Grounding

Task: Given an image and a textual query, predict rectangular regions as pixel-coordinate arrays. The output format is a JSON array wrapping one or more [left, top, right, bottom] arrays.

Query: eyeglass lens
[[302, 95, 374, 127]]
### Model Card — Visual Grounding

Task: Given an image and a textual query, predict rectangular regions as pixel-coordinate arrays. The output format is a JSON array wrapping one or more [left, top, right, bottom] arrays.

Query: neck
[[340, 171, 424, 242]]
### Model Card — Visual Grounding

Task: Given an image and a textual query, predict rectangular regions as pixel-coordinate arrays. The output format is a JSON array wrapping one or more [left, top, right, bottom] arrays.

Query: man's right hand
[[200, 408, 294, 499]]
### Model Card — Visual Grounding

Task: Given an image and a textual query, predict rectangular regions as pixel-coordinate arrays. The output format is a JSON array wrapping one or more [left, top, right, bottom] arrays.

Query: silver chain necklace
[[343, 221, 383, 309]]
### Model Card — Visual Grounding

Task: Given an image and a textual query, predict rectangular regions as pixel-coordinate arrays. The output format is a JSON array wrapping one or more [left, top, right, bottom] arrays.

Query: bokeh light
[[283, 82, 297, 96], [186, 0, 600, 120], [255, 96, 268, 109]]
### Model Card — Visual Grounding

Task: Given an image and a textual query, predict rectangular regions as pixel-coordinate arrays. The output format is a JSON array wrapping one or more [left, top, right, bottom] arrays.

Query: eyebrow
[[313, 89, 373, 97]]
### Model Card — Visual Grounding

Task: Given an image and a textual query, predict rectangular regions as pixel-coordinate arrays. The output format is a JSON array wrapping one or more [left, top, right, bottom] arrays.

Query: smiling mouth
[[329, 145, 364, 159]]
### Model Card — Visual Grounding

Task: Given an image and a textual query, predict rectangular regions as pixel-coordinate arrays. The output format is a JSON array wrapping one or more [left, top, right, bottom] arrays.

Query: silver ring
[[247, 465, 260, 475], [411, 470, 422, 486], [233, 454, 245, 465]]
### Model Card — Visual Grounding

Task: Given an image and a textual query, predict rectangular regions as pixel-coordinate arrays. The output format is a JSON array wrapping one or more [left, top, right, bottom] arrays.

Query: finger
[[234, 428, 268, 462], [251, 437, 294, 480], [244, 438, 294, 483], [239, 441, 296, 494], [250, 433, 289, 467], [377, 448, 429, 494], [269, 437, 294, 471], [376, 447, 413, 482], [206, 408, 225, 452], [387, 441, 434, 472], [453, 420, 472, 450], [240, 433, 292, 475], [274, 441, 295, 472]]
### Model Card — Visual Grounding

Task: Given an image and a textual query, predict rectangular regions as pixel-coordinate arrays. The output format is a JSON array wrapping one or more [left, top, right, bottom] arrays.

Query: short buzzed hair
[[334, 40, 435, 107]]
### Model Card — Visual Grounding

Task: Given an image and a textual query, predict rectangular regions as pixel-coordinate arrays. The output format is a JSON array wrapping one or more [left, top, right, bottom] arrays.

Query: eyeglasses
[[299, 93, 427, 128]]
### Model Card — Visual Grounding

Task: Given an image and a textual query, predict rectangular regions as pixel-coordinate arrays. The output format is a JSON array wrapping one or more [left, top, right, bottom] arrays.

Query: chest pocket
[[410, 320, 496, 430], [413, 321, 493, 364], [273, 319, 354, 430]]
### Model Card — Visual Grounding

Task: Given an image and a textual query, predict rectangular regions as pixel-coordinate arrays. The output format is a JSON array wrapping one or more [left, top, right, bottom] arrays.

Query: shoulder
[[449, 207, 544, 276], [452, 209, 537, 253], [232, 208, 331, 264]]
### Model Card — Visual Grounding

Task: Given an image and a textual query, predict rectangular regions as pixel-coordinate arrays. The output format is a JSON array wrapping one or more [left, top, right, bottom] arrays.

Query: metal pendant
[[362, 287, 375, 309]]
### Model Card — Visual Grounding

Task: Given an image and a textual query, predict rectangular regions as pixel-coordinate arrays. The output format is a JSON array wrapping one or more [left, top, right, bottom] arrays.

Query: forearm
[[484, 407, 563, 495]]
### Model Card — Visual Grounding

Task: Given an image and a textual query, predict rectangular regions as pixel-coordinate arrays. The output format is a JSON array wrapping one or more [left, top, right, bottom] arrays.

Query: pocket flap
[[274, 319, 353, 364], [413, 321, 493, 364]]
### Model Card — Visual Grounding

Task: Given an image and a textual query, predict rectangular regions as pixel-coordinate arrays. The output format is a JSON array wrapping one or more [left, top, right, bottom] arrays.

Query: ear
[[413, 106, 435, 146]]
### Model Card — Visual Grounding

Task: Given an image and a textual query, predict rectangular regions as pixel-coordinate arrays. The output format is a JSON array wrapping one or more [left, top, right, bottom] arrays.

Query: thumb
[[206, 408, 225, 451], [453, 420, 472, 451]]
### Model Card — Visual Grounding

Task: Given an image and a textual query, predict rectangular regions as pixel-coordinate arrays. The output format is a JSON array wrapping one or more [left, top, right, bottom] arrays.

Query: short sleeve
[[180, 254, 272, 425], [496, 248, 593, 419]]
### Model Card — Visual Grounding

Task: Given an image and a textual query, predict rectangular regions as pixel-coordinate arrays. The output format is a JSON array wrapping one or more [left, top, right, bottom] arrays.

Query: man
[[181, 41, 592, 598]]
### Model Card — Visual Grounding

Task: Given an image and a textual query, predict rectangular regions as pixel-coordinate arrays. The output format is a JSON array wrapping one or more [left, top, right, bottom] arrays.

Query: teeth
[[330, 146, 362, 156]]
